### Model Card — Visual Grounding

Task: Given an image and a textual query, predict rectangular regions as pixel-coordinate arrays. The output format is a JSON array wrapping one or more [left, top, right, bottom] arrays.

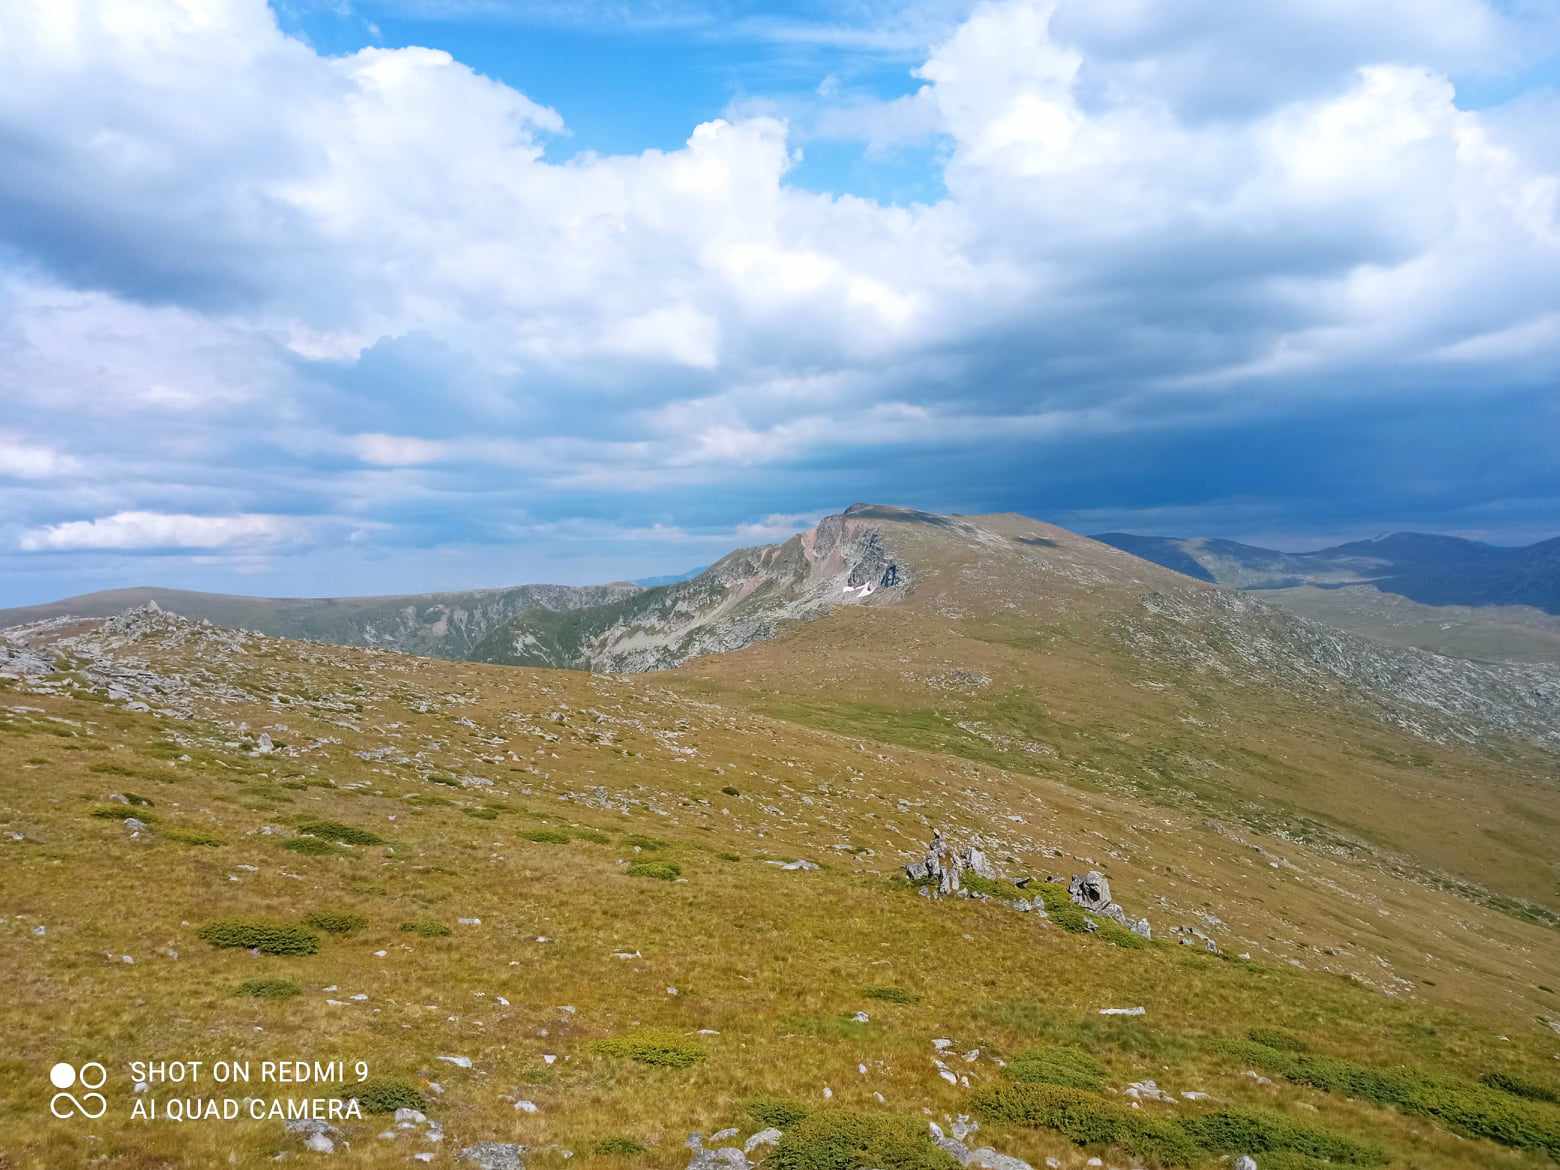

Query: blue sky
[[1, 0, 1559, 605]]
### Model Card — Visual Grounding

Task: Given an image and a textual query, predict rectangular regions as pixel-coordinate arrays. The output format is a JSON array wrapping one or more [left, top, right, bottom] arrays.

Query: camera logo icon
[[49, 1061, 108, 1119]]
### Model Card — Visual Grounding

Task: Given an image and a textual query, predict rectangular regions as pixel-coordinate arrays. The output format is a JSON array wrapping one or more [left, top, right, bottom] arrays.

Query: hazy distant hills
[[1092, 531, 1560, 663], [0, 582, 640, 660]]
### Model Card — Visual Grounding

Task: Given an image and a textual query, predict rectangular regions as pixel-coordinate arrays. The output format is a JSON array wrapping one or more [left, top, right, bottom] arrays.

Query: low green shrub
[[717, 851, 742, 862], [595, 1137, 647, 1156], [1481, 1071, 1559, 1104], [720, 786, 740, 796], [627, 860, 681, 881], [1028, 881, 1092, 932], [91, 805, 150, 821], [344, 1077, 427, 1114], [1179, 1109, 1383, 1165], [745, 1097, 812, 1129], [572, 828, 611, 844], [772, 1111, 957, 1170], [1248, 1027, 1309, 1052], [463, 807, 500, 820], [305, 911, 367, 935], [521, 828, 571, 844], [972, 1083, 1198, 1166], [862, 986, 918, 1004], [399, 918, 452, 937], [283, 836, 339, 855], [624, 834, 668, 850], [1236, 1038, 1560, 1157], [197, 919, 319, 956], [165, 828, 223, 846], [1006, 1046, 1106, 1091], [592, 1031, 704, 1068], [296, 819, 384, 846], [236, 978, 301, 999], [121, 792, 154, 806]]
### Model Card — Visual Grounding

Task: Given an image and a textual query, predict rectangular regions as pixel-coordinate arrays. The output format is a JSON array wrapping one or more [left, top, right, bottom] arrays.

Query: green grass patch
[[624, 834, 669, 850], [627, 860, 681, 881], [90, 805, 151, 821], [1248, 1027, 1310, 1052], [595, 1138, 647, 1156], [236, 978, 301, 999], [463, 806, 500, 820], [196, 919, 319, 956], [592, 1030, 704, 1068], [399, 918, 452, 937], [296, 819, 384, 845], [861, 986, 918, 1005], [521, 828, 571, 844], [304, 911, 367, 936], [771, 1110, 958, 1170], [1006, 1046, 1106, 1091]]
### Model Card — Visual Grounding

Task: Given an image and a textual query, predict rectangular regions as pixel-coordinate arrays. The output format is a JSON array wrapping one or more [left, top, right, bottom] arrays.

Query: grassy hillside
[[2, 567, 1558, 1167]]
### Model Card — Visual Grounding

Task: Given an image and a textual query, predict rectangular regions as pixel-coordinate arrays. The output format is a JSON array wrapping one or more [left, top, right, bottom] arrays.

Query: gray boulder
[[459, 1143, 525, 1170]]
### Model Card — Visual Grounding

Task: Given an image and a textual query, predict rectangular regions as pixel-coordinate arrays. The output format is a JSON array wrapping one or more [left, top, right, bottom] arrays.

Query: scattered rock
[[686, 1133, 749, 1170], [1123, 1079, 1175, 1103], [1098, 1006, 1145, 1016], [743, 1128, 781, 1154], [1234, 1158, 1258, 1170], [459, 1143, 525, 1170], [437, 1055, 473, 1069]]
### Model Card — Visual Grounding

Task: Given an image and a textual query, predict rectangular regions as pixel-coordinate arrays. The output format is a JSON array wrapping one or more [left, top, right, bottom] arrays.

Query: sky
[[2, 0, 1559, 606]]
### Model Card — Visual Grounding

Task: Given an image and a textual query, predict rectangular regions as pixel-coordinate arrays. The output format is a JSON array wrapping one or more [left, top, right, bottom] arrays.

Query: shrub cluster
[[295, 819, 384, 846], [1231, 1037, 1560, 1157], [162, 828, 222, 846], [1006, 1046, 1106, 1091], [771, 1110, 958, 1170], [305, 911, 367, 935], [197, 919, 319, 956], [283, 836, 339, 855], [592, 1031, 704, 1068], [236, 978, 301, 999], [627, 860, 681, 881], [623, 834, 669, 850], [745, 1097, 812, 1129], [973, 1083, 1199, 1166], [399, 917, 452, 937], [1481, 1071, 1559, 1104], [975, 1081, 1385, 1168], [344, 1077, 427, 1114], [521, 828, 571, 844]]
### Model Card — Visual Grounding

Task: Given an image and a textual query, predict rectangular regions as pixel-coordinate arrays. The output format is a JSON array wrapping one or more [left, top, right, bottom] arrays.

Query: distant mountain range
[[1091, 531, 1560, 663], [1090, 532, 1560, 612]]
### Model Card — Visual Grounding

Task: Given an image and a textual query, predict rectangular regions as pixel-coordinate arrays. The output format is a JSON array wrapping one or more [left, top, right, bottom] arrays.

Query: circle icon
[[49, 1062, 76, 1090], [79, 1062, 108, 1090]]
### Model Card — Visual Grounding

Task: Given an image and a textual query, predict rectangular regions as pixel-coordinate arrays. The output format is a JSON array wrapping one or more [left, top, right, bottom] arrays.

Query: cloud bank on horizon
[[1, 0, 1557, 603]]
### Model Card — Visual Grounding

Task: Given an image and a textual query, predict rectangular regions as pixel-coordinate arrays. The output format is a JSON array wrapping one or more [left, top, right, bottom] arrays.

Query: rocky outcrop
[[905, 830, 996, 897], [1068, 870, 1152, 938]]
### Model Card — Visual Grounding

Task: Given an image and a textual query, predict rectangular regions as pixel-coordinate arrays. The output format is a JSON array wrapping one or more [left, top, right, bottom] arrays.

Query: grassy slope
[[2, 609, 1558, 1168]]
